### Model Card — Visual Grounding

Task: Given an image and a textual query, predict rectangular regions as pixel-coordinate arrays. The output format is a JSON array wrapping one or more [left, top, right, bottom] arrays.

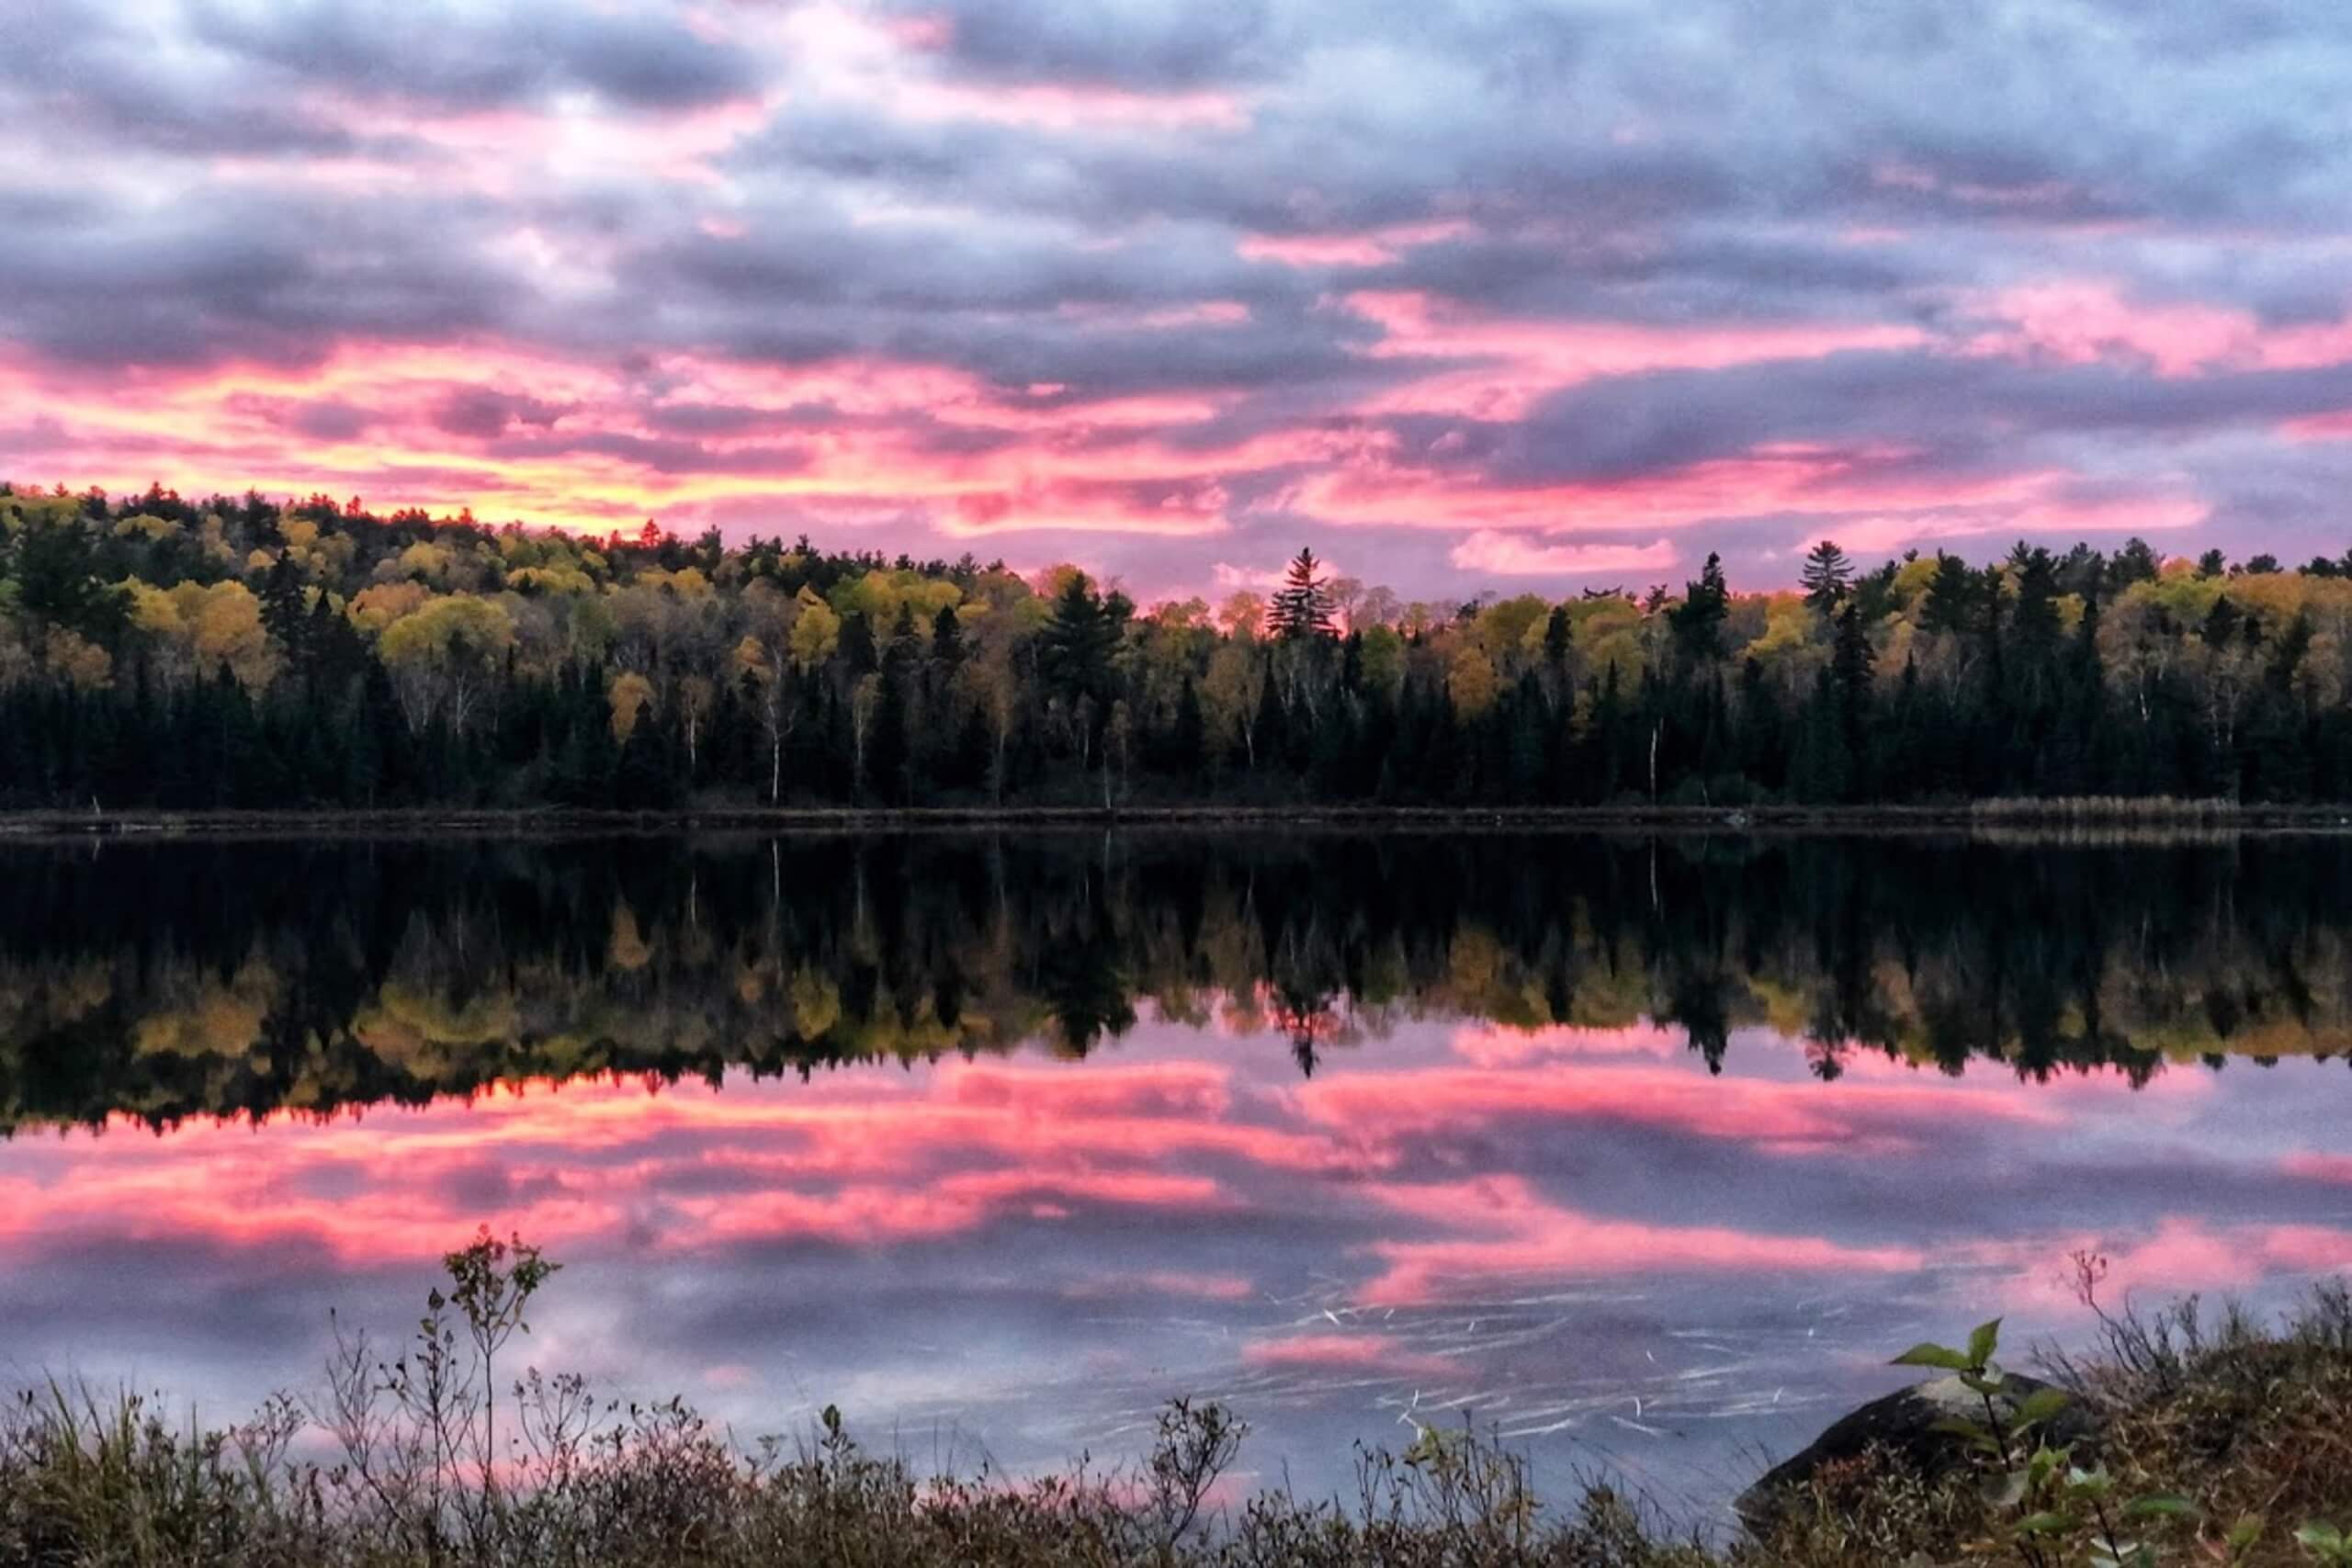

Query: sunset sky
[[7, 0, 2352, 600]]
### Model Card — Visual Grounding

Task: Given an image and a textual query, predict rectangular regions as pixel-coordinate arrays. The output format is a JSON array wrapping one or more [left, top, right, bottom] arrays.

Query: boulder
[[1736, 1371, 2098, 1532]]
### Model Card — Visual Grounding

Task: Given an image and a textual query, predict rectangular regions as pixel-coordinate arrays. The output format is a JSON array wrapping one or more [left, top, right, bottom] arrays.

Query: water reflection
[[1, 831, 2349, 1517]]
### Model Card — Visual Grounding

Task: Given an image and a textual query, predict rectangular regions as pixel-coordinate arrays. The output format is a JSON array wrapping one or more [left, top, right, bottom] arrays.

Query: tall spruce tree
[[1668, 553, 1729, 664], [1800, 540, 1852, 616], [1267, 547, 1336, 640]]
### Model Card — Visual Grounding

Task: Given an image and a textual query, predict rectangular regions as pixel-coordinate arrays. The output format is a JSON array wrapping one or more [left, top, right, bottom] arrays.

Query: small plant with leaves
[[1892, 1317, 2198, 1568], [2300, 1521, 2352, 1564]]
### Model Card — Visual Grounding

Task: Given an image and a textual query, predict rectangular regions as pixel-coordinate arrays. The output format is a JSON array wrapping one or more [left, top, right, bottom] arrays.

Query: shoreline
[[5, 798, 2352, 840]]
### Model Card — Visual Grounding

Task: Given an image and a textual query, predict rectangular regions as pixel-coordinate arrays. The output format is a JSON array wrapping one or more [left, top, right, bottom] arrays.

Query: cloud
[[1449, 533, 1679, 577], [1354, 1176, 1924, 1306], [430, 388, 573, 439], [9, 0, 2352, 592], [880, 0, 1283, 90], [1239, 1331, 1456, 1379], [184, 0, 759, 112]]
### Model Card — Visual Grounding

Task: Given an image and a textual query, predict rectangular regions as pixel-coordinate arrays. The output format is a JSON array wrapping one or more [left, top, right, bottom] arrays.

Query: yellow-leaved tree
[[377, 595, 515, 734]]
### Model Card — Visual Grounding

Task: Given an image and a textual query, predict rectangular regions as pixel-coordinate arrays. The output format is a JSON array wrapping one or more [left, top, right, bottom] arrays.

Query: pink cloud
[[1283, 445, 2086, 534], [1806, 491, 2208, 555], [1448, 531, 1679, 576], [2283, 409, 2352, 442], [1985, 1215, 2352, 1308], [1238, 221, 1474, 269], [1292, 1063, 2059, 1158], [1240, 1332, 1456, 1379], [2285, 1153, 2352, 1185], [1345, 290, 1928, 420], [1963, 279, 2352, 379], [0, 1060, 1360, 1267], [1355, 1176, 1922, 1305], [1066, 1271, 1256, 1301], [1447, 1022, 1688, 1066]]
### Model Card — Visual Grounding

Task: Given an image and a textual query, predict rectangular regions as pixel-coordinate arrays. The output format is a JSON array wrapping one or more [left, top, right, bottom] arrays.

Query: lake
[[2, 829, 2347, 1524]]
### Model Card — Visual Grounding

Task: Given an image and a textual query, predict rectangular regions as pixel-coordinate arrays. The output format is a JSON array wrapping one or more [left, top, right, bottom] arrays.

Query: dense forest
[[7, 481, 2352, 808], [5, 832, 2348, 1134]]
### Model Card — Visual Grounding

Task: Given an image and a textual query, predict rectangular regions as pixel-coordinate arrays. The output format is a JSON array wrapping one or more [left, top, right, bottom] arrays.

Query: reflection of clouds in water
[[5, 1018, 2349, 1511]]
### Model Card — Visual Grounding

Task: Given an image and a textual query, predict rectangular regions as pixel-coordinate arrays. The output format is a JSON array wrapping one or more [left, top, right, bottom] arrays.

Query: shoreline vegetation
[[12, 486, 2352, 818], [4, 1234, 2347, 1567], [6, 795, 2352, 840]]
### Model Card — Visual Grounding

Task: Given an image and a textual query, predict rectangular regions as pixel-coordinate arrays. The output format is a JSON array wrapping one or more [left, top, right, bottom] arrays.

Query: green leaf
[[2012, 1388, 2072, 1427], [2122, 1495, 2198, 1519], [1928, 1417, 2000, 1453], [1966, 1317, 2002, 1366], [2295, 1522, 2345, 1550], [1890, 1342, 1973, 1371], [2017, 1510, 2078, 1535], [2066, 1465, 2114, 1497], [2226, 1514, 2266, 1550]]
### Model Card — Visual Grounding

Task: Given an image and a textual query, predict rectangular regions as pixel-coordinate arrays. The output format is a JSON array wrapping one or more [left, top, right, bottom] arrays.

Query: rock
[[1736, 1372, 2098, 1532]]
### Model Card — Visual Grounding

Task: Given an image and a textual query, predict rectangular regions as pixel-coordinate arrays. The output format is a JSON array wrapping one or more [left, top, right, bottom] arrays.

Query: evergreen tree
[[1037, 571, 1118, 707], [1668, 553, 1729, 664], [930, 604, 964, 667], [839, 611, 878, 674], [1830, 601, 1873, 757], [1921, 553, 1977, 636], [2112, 536, 2162, 587], [1800, 539, 1852, 616], [1267, 547, 1336, 641]]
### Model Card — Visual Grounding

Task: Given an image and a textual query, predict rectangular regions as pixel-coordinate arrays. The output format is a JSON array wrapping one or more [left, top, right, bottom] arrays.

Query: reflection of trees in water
[[4, 832, 2351, 1132]]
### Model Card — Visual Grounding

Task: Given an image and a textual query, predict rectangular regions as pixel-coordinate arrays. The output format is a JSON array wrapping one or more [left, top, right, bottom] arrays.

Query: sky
[[6, 0, 2352, 602]]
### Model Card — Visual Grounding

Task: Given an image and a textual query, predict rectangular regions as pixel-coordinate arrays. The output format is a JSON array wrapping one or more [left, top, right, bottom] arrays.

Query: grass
[[4, 1247, 2348, 1566]]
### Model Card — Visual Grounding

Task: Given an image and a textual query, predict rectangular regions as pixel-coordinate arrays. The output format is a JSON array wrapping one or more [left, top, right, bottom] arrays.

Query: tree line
[[7, 481, 2352, 809], [6, 830, 2348, 1134]]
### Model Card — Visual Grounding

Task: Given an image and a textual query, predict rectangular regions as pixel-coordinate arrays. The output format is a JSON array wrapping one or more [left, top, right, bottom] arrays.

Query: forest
[[7, 481, 2352, 809]]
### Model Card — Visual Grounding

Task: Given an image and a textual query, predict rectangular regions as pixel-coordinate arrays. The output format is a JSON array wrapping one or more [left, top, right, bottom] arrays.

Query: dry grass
[[4, 1280, 2348, 1567]]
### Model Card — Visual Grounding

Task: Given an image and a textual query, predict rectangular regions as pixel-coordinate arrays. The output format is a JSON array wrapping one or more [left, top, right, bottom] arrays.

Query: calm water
[[3, 830, 2349, 1520]]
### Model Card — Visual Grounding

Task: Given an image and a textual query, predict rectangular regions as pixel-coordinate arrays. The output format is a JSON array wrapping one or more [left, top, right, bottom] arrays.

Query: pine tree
[[930, 604, 964, 667], [1918, 553, 1975, 636], [1800, 539, 1852, 616], [1830, 602, 1874, 795], [1668, 553, 1729, 663], [1267, 547, 1336, 641], [1037, 571, 1118, 706], [259, 552, 309, 661]]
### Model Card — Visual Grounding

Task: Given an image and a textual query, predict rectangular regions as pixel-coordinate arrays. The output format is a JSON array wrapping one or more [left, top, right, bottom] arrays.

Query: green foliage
[[1267, 547, 1336, 642], [1873, 1309, 2352, 1568], [2299, 1522, 2352, 1563], [6, 491, 2352, 813]]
